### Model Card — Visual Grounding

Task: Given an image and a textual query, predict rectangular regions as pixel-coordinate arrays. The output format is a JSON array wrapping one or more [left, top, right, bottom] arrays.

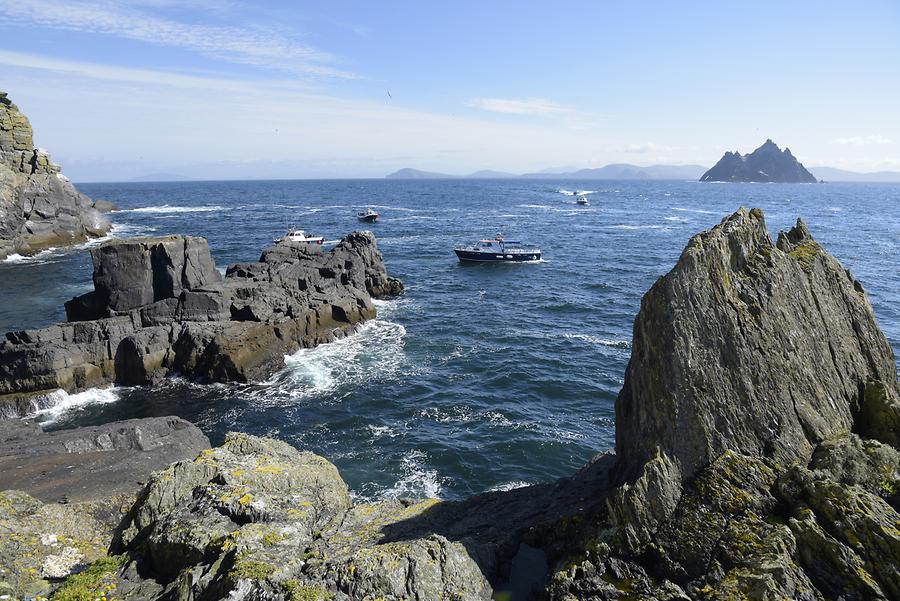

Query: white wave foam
[[260, 319, 408, 404], [2, 249, 55, 264], [367, 424, 400, 439], [672, 207, 717, 214], [382, 449, 445, 499], [606, 224, 669, 230], [563, 333, 632, 349], [364, 205, 417, 212], [487, 481, 531, 492], [664, 216, 690, 222], [127, 204, 226, 214], [30, 387, 120, 425]]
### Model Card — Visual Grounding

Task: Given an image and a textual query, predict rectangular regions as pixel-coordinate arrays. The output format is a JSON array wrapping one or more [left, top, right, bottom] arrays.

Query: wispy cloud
[[832, 134, 893, 146], [0, 0, 356, 78], [467, 97, 572, 116]]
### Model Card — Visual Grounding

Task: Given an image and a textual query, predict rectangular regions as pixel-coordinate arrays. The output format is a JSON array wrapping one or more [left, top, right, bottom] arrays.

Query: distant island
[[701, 139, 817, 183], [386, 164, 708, 180]]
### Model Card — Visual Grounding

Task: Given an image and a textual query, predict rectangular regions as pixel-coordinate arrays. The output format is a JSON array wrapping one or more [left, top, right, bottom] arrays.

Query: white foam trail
[[382, 449, 445, 499], [487, 481, 531, 492], [664, 216, 690, 222], [671, 207, 717, 214], [126, 205, 226, 214], [557, 189, 596, 196], [605, 224, 669, 230], [563, 333, 632, 349], [258, 319, 408, 404], [30, 387, 120, 425]]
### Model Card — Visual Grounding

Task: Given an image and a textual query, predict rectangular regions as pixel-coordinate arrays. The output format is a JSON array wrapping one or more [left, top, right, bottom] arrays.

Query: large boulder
[[0, 90, 109, 259], [108, 433, 489, 600]]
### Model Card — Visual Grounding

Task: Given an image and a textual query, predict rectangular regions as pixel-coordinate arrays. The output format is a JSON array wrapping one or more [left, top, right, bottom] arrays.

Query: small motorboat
[[454, 233, 541, 263], [575, 194, 589, 205], [358, 208, 380, 223], [274, 227, 325, 245]]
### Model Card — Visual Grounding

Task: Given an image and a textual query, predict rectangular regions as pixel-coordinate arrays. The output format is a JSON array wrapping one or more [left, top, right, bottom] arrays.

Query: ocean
[[1, 179, 898, 500]]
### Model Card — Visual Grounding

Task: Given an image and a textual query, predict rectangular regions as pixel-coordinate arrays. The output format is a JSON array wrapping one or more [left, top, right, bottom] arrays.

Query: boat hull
[[358, 215, 379, 223], [454, 249, 541, 263]]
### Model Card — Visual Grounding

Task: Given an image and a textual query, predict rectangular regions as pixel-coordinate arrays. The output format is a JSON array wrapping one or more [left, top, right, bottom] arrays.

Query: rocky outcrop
[[10, 207, 899, 600], [545, 208, 900, 600], [700, 139, 818, 182], [0, 416, 210, 502], [0, 232, 403, 416], [0, 90, 109, 260], [0, 416, 209, 598]]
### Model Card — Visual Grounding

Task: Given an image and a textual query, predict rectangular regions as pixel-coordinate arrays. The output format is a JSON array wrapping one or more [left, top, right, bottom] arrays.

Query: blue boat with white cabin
[[454, 234, 541, 263]]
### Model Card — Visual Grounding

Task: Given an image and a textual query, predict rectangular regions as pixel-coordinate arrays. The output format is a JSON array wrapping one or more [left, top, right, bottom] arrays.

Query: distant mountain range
[[386, 164, 708, 180], [387, 162, 900, 182]]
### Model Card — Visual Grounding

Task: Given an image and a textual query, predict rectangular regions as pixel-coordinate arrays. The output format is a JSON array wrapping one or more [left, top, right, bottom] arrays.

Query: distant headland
[[700, 139, 818, 183]]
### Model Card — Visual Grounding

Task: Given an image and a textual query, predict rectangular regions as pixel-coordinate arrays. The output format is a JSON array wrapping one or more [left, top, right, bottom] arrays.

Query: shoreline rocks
[[0, 416, 209, 597], [0, 231, 403, 417], [2, 207, 898, 600], [0, 90, 110, 260]]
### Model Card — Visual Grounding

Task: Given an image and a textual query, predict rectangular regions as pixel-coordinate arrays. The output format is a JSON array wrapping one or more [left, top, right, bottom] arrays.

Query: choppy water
[[1, 179, 898, 500]]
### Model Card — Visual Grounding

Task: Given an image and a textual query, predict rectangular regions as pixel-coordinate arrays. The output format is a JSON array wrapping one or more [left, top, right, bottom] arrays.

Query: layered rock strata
[[0, 90, 110, 259], [5, 208, 899, 600], [0, 232, 403, 416]]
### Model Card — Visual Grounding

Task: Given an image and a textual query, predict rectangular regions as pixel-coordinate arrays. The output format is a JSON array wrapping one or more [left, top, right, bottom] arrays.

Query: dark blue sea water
[[1, 180, 898, 500]]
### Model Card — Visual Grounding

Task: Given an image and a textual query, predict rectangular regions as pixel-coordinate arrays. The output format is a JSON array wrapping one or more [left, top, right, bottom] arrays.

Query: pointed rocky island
[[701, 139, 818, 183]]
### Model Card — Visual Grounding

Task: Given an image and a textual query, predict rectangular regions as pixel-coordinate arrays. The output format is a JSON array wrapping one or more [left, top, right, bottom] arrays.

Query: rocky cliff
[[0, 91, 109, 260], [3, 208, 898, 601], [0, 232, 403, 416], [700, 139, 818, 183]]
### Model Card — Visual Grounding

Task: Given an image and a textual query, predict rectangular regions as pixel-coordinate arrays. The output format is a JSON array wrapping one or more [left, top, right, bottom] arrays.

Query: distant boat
[[358, 208, 379, 223], [454, 233, 541, 263], [274, 227, 324, 245], [575, 194, 589, 205]]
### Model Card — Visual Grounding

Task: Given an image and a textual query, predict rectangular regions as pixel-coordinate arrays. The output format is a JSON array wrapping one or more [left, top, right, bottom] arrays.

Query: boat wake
[[126, 204, 227, 214]]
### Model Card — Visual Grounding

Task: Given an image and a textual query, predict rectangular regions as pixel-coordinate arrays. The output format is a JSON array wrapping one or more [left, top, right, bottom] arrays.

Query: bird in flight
[[387, 91, 392, 99]]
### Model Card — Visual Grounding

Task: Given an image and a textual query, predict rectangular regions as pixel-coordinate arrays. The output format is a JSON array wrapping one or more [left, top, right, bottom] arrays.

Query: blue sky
[[1, 0, 898, 181]]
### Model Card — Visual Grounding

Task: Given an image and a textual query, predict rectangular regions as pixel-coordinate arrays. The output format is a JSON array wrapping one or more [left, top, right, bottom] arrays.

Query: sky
[[0, 0, 898, 181]]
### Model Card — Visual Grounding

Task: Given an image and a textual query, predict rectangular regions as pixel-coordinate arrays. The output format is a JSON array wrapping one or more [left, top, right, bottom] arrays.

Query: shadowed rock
[[0, 90, 109, 260], [0, 231, 403, 416]]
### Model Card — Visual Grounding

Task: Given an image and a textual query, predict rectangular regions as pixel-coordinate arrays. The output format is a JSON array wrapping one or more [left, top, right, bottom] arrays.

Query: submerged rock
[[700, 139, 818, 183], [0, 231, 403, 416], [0, 90, 109, 260]]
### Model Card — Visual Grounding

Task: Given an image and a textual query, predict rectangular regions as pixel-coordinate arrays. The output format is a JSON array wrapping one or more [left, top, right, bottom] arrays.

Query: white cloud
[[0, 0, 355, 78], [467, 98, 571, 116], [624, 142, 656, 153], [832, 134, 893, 146]]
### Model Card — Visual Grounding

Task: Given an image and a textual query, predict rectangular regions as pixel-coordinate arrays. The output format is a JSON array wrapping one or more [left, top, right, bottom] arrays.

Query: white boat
[[358, 208, 380, 223], [274, 228, 325, 245], [575, 194, 589, 205]]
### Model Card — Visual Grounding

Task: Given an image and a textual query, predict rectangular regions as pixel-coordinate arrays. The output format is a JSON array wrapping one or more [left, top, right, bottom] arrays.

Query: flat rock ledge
[[3, 208, 899, 601], [1, 90, 110, 260], [0, 416, 209, 598], [0, 231, 403, 417]]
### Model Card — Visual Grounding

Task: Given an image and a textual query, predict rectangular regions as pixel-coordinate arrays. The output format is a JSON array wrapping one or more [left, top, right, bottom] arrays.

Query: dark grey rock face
[[0, 91, 110, 259], [700, 139, 818, 182], [615, 207, 897, 482], [0, 231, 403, 415]]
